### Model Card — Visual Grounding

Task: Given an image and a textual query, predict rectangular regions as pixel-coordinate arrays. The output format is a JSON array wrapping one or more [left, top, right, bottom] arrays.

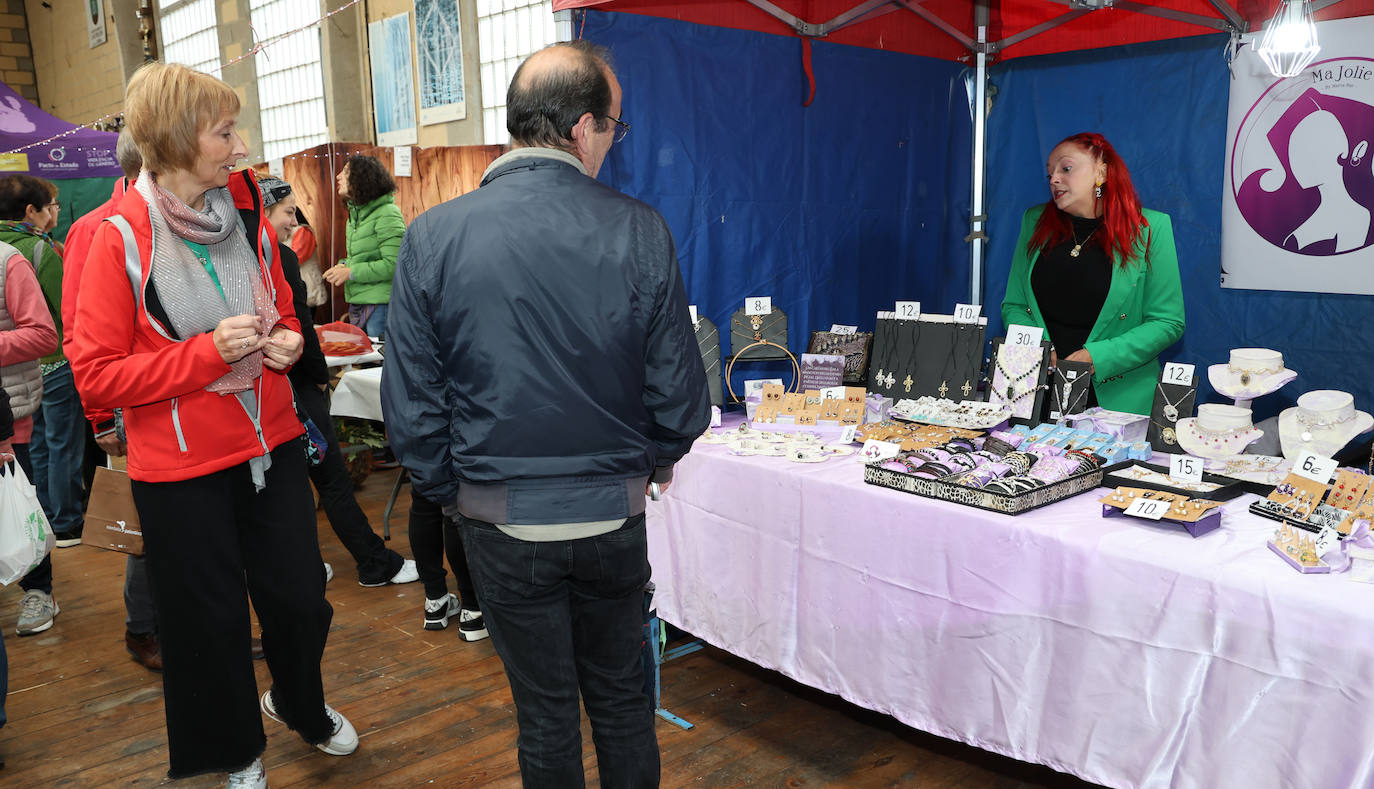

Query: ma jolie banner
[[1222, 15, 1374, 295]]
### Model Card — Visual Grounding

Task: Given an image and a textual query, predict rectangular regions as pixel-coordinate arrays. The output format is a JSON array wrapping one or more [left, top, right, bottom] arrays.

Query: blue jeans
[[461, 514, 659, 789], [348, 303, 389, 340], [31, 363, 86, 538]]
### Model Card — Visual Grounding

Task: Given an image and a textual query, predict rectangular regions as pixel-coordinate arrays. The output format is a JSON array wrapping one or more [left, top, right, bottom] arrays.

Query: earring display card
[[986, 336, 1051, 426], [695, 315, 723, 408], [729, 305, 789, 361], [1047, 361, 1093, 421], [1148, 377, 1198, 455], [866, 312, 986, 401], [807, 331, 873, 385]]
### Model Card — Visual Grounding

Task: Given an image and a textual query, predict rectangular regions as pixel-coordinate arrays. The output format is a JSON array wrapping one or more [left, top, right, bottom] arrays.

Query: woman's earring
[[1094, 183, 1103, 198]]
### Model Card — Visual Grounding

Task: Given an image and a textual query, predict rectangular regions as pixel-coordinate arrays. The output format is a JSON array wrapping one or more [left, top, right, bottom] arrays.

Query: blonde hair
[[124, 62, 240, 174]]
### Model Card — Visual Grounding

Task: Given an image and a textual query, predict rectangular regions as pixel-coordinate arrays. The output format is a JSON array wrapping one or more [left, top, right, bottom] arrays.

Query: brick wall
[[0, 0, 36, 103]]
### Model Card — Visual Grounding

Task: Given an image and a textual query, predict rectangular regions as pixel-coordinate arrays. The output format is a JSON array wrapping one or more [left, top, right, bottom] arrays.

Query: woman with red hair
[[1000, 132, 1185, 415]]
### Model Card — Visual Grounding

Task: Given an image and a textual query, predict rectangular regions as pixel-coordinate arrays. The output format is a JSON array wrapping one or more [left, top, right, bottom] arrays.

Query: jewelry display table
[[648, 417, 1374, 789]]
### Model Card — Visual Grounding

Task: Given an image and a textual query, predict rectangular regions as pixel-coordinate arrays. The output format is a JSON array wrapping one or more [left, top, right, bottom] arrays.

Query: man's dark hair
[[506, 41, 614, 152], [344, 154, 396, 206], [0, 175, 52, 222]]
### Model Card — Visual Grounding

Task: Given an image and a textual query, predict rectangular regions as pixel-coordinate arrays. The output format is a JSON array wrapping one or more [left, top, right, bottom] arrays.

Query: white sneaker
[[359, 558, 418, 587], [261, 690, 358, 756], [423, 593, 459, 630], [226, 757, 268, 789]]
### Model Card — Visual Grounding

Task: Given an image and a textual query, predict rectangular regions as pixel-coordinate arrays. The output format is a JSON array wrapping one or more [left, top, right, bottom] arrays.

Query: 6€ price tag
[[894, 301, 921, 321], [745, 296, 772, 315], [839, 425, 857, 444], [1124, 497, 1168, 520], [829, 324, 858, 335], [1162, 362, 1195, 387], [861, 439, 901, 463], [1169, 454, 1204, 484], [1294, 452, 1338, 484], [953, 303, 982, 323], [1006, 324, 1044, 349]]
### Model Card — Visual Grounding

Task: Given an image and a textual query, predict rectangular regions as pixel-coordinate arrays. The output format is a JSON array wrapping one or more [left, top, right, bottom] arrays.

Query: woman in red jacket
[[67, 62, 355, 788]]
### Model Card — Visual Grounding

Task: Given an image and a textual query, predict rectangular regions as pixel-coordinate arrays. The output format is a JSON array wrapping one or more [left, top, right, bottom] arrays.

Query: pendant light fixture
[[1254, 0, 1321, 78]]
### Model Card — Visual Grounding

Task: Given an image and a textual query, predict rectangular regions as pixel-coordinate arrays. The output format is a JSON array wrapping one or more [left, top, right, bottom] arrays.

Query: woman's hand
[[263, 326, 304, 370], [1063, 348, 1094, 371], [322, 262, 351, 286], [0, 439, 13, 463], [213, 314, 266, 364]]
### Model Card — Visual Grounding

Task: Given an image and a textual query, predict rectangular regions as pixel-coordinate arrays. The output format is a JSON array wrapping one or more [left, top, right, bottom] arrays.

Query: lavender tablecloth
[[647, 421, 1374, 789]]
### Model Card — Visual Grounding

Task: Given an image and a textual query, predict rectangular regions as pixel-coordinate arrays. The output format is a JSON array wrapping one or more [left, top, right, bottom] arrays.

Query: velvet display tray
[[862, 463, 1105, 516], [1100, 500, 1221, 538], [1099, 461, 1248, 502]]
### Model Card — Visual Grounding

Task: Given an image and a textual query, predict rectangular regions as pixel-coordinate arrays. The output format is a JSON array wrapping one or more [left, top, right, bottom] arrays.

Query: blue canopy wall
[[983, 33, 1374, 421], [584, 9, 973, 386]]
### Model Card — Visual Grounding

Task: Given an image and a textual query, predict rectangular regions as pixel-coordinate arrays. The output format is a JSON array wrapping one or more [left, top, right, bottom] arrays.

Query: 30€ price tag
[[953, 303, 981, 323], [861, 439, 901, 463], [1124, 497, 1168, 520], [839, 425, 857, 444], [1169, 454, 1204, 484], [744, 296, 772, 315], [1162, 361, 1195, 387], [1006, 324, 1044, 349], [1294, 452, 1338, 484], [829, 324, 857, 335], [894, 301, 921, 321], [688, 305, 698, 324]]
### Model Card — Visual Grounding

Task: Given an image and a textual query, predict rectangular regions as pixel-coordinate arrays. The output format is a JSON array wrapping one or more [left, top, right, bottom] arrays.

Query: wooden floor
[[0, 467, 1103, 788]]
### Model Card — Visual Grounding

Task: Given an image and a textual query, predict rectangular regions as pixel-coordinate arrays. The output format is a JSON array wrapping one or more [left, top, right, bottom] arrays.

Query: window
[[250, 0, 330, 160], [476, 0, 566, 144], [158, 0, 219, 75]]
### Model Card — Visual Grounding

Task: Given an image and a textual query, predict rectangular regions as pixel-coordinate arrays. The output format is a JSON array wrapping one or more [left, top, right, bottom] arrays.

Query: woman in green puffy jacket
[[323, 155, 405, 338]]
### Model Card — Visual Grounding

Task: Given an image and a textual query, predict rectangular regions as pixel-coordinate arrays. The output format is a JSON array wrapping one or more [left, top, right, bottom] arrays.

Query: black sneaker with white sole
[[457, 608, 488, 642], [423, 593, 459, 630]]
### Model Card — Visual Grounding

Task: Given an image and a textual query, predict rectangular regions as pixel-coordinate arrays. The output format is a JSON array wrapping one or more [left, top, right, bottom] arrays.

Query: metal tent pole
[[969, 0, 990, 306]]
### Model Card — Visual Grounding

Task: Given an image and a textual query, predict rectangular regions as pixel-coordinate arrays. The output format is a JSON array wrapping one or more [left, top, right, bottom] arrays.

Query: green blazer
[[342, 193, 405, 306], [1000, 205, 1185, 416]]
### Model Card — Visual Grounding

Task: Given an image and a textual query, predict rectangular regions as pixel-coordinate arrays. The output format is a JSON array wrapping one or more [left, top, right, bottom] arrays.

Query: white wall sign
[[88, 0, 107, 48]]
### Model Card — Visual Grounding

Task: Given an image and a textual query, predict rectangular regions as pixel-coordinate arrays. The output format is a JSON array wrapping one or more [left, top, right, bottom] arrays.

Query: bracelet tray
[[1100, 501, 1221, 538], [863, 462, 1104, 516], [1248, 500, 1344, 534], [1099, 461, 1248, 502]]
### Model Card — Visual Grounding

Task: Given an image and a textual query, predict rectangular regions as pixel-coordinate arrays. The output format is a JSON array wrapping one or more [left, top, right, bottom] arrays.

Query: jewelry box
[[806, 330, 873, 385], [1099, 461, 1247, 502]]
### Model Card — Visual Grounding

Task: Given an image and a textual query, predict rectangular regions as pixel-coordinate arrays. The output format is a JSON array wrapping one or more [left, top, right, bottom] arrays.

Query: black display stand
[[1045, 360, 1093, 422], [866, 313, 986, 400], [694, 315, 723, 408], [985, 336, 1052, 427], [728, 306, 789, 361], [1147, 371, 1198, 454]]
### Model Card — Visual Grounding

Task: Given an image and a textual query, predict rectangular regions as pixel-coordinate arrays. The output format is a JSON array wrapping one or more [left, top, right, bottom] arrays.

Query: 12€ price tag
[[839, 425, 857, 444], [744, 296, 772, 315], [894, 301, 921, 321], [1124, 497, 1168, 520], [1169, 454, 1204, 484], [1293, 452, 1338, 484], [953, 303, 982, 323], [1006, 324, 1044, 349], [861, 439, 901, 463], [829, 324, 858, 335], [689, 305, 698, 324], [1162, 362, 1196, 387]]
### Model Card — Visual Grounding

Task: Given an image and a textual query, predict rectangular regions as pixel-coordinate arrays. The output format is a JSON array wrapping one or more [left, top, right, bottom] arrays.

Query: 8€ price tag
[[953, 303, 982, 323], [1293, 452, 1338, 484], [1169, 454, 1204, 484], [1124, 497, 1168, 520], [839, 425, 857, 444], [1006, 324, 1044, 349], [1162, 362, 1195, 387], [861, 439, 901, 463], [745, 296, 772, 315]]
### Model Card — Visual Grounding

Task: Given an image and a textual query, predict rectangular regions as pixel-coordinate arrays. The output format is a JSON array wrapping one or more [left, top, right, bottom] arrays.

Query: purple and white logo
[[47, 146, 66, 162], [1231, 58, 1374, 256]]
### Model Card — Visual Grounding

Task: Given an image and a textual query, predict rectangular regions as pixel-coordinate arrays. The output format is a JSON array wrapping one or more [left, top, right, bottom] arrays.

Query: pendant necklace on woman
[[1070, 223, 1098, 258]]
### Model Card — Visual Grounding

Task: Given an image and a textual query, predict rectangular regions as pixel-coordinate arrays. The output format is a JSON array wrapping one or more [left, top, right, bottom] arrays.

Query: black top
[[1031, 213, 1110, 357]]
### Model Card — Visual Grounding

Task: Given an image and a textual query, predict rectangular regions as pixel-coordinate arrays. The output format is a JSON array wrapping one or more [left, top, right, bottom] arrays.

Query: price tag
[[1293, 452, 1338, 484], [953, 303, 982, 323], [709, 405, 722, 427], [1006, 324, 1044, 349], [268, 158, 284, 177], [820, 386, 845, 401], [1169, 454, 1204, 484], [1162, 362, 1196, 387], [394, 145, 413, 177], [894, 301, 921, 321], [1124, 497, 1168, 520], [829, 324, 858, 335], [1314, 524, 1339, 556], [861, 439, 901, 463], [839, 425, 857, 444], [744, 296, 772, 316], [688, 305, 698, 324]]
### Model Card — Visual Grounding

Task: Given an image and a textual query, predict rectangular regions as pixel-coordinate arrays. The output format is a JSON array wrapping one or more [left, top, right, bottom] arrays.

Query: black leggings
[[408, 487, 477, 606]]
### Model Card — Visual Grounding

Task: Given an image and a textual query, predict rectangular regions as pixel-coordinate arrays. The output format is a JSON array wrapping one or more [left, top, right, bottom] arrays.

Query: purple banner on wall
[[0, 80, 121, 179]]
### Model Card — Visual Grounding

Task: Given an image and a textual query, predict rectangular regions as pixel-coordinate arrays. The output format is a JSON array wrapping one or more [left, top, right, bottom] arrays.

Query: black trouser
[[461, 514, 659, 789], [13, 443, 52, 595], [407, 488, 476, 604], [131, 439, 334, 779], [295, 383, 403, 585]]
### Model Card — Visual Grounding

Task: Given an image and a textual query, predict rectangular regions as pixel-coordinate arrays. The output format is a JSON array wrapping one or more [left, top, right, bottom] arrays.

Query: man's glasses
[[607, 114, 630, 143]]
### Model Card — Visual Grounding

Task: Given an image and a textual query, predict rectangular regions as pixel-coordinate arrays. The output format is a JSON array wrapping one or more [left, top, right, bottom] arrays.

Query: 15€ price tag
[[1169, 454, 1204, 484], [1006, 324, 1044, 349], [953, 303, 982, 323], [839, 425, 857, 444], [745, 296, 772, 315], [829, 324, 857, 335], [861, 439, 901, 463], [1293, 452, 1338, 484], [1162, 362, 1195, 387], [894, 301, 921, 321], [1124, 497, 1168, 520]]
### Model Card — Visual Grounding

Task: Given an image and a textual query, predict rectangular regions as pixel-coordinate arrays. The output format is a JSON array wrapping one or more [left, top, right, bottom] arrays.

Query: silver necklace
[[1155, 383, 1195, 423], [1296, 410, 1356, 442], [1055, 369, 1090, 415]]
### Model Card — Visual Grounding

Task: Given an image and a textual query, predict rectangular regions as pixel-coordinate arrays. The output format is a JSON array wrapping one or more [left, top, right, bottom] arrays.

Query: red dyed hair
[[1029, 132, 1150, 268]]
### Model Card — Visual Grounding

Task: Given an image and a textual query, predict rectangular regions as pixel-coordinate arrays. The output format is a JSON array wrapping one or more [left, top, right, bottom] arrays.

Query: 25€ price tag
[[745, 296, 772, 315], [1294, 452, 1338, 484], [689, 305, 698, 324], [829, 324, 857, 335], [1124, 497, 1168, 520], [1169, 454, 1204, 484], [953, 303, 982, 323], [894, 301, 921, 321], [1162, 362, 1195, 387], [861, 439, 901, 463], [839, 425, 857, 444], [1006, 324, 1044, 349]]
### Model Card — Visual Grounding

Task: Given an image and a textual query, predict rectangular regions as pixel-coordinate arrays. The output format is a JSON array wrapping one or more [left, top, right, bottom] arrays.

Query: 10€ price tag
[[829, 324, 857, 335], [745, 296, 772, 315], [861, 439, 901, 463], [1169, 454, 1204, 484], [1124, 497, 1168, 520], [953, 303, 982, 323], [894, 301, 921, 321], [1293, 452, 1338, 484], [1006, 324, 1044, 349], [1162, 362, 1195, 387]]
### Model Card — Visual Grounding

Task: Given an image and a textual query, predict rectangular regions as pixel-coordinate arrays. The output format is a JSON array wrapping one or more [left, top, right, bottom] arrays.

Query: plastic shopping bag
[[0, 460, 54, 585]]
